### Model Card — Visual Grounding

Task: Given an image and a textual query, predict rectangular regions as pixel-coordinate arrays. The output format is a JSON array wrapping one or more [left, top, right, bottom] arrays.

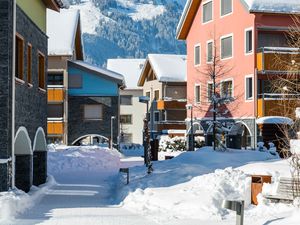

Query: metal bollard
[[222, 200, 244, 225]]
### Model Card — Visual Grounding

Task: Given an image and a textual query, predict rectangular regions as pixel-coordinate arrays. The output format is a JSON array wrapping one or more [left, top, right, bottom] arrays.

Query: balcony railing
[[257, 47, 300, 74], [156, 121, 186, 131], [157, 99, 187, 110], [257, 93, 300, 117], [47, 119, 64, 135], [47, 85, 65, 102]]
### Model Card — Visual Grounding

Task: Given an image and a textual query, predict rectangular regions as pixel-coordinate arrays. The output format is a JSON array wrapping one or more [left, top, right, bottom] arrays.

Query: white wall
[[120, 89, 145, 144]]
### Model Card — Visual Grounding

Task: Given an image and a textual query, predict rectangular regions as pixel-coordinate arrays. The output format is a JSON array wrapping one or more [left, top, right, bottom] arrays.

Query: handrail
[[258, 93, 300, 99], [258, 47, 300, 54]]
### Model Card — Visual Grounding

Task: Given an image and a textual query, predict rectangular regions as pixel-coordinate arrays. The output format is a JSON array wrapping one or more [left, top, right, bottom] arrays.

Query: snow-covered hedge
[[159, 136, 186, 152]]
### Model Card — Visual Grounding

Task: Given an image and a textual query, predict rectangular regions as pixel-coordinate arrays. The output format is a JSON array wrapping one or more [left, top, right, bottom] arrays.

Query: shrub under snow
[[159, 136, 186, 152]]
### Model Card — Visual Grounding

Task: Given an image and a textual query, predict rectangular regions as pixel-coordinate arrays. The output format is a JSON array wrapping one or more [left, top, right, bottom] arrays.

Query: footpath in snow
[[0, 146, 299, 225]]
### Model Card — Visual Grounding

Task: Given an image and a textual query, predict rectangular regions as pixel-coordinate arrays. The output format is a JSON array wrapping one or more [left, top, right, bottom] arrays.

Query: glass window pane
[[120, 95, 132, 105], [84, 105, 103, 120], [207, 42, 213, 62], [47, 104, 63, 118], [221, 36, 233, 59], [221, 0, 232, 16], [195, 45, 200, 65], [120, 115, 132, 124], [246, 30, 253, 53], [195, 85, 200, 103], [246, 77, 253, 99], [203, 1, 212, 23]]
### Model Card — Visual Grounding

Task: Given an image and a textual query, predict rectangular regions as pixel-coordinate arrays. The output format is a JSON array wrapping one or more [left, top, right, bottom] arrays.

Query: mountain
[[69, 0, 187, 66]]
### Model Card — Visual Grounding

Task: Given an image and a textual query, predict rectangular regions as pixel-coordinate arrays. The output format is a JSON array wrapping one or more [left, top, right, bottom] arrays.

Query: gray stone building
[[67, 60, 125, 145], [0, 0, 67, 192]]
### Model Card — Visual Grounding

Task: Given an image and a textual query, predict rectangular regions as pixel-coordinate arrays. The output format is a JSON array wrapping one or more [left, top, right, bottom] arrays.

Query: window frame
[[195, 84, 201, 104], [154, 111, 160, 123], [194, 44, 201, 66], [220, 78, 234, 98], [15, 33, 24, 81], [120, 95, 133, 105], [245, 27, 254, 55], [207, 81, 213, 102], [120, 114, 133, 124], [83, 104, 103, 121], [154, 89, 160, 101], [38, 51, 46, 90], [220, 33, 234, 60], [202, 0, 213, 24], [27, 43, 32, 85], [206, 40, 214, 63], [245, 75, 254, 101], [220, 0, 233, 18]]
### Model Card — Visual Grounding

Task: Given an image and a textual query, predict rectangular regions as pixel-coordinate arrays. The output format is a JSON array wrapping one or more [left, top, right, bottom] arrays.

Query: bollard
[[119, 168, 129, 184], [222, 200, 244, 225]]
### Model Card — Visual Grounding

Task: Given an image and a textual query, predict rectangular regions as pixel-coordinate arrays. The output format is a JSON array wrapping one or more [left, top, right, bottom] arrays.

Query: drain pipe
[[11, 0, 16, 188]]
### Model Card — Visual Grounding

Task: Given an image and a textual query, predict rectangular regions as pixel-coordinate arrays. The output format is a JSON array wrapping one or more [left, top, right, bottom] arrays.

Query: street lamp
[[139, 96, 153, 173], [186, 104, 194, 151], [111, 116, 116, 150]]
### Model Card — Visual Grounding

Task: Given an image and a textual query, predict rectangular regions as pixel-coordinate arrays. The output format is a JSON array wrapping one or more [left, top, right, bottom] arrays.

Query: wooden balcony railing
[[257, 47, 300, 73], [157, 99, 187, 110], [47, 86, 65, 102], [156, 121, 186, 132], [47, 121, 64, 135], [257, 93, 300, 118]]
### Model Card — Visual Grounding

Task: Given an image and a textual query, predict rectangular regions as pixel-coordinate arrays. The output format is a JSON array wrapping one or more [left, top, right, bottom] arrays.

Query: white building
[[107, 59, 146, 145]]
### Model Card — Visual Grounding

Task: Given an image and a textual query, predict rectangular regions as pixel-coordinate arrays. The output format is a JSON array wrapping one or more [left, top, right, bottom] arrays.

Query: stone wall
[[15, 6, 47, 141], [68, 96, 119, 145], [0, 0, 13, 192]]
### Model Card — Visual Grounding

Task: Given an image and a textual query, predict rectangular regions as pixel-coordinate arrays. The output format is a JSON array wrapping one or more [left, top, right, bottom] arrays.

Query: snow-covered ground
[[1, 145, 299, 225]]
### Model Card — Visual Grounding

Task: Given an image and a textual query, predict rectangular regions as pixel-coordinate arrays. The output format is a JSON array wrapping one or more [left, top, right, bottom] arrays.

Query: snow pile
[[123, 168, 251, 221], [48, 146, 121, 180], [256, 116, 294, 125], [119, 147, 279, 223], [0, 177, 55, 223], [246, 0, 300, 14]]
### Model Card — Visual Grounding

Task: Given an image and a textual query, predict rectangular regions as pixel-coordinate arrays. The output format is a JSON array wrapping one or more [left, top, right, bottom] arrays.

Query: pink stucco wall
[[186, 0, 296, 120], [186, 0, 256, 119]]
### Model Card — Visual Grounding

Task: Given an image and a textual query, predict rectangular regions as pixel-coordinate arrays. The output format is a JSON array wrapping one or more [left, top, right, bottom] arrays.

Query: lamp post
[[111, 116, 116, 150], [186, 104, 194, 151], [139, 96, 153, 173]]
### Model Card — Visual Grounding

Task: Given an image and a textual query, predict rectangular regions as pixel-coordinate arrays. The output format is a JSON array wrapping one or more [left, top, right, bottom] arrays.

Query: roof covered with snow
[[243, 0, 300, 14], [138, 54, 187, 86], [68, 60, 125, 86], [256, 116, 294, 125], [107, 59, 145, 89], [177, 0, 300, 39], [47, 9, 83, 56]]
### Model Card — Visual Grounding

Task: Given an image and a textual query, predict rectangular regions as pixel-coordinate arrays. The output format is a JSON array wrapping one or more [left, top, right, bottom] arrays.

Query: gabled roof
[[43, 0, 69, 12], [107, 59, 145, 89], [47, 9, 84, 59], [138, 54, 187, 87], [68, 60, 125, 86], [177, 0, 300, 40]]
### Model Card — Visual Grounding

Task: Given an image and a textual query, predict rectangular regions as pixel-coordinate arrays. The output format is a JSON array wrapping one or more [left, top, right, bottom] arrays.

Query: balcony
[[47, 120, 64, 135], [156, 121, 186, 132], [157, 99, 187, 110], [257, 93, 300, 118], [48, 86, 65, 102], [257, 47, 300, 74]]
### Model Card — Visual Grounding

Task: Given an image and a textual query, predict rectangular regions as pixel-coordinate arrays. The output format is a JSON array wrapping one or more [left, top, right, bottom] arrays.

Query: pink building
[[177, 0, 300, 149]]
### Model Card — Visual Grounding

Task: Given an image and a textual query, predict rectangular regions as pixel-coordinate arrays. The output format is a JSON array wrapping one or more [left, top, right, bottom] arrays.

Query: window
[[245, 76, 253, 100], [120, 115, 132, 124], [221, 0, 232, 16], [161, 110, 166, 121], [69, 74, 82, 88], [48, 73, 64, 85], [203, 0, 213, 23], [120, 95, 132, 105], [207, 41, 213, 63], [154, 90, 159, 100], [221, 80, 233, 98], [84, 104, 103, 120], [194, 44, 201, 66], [27, 44, 32, 84], [207, 83, 213, 101], [221, 35, 233, 59], [154, 112, 160, 122], [15, 35, 24, 80], [47, 104, 64, 118], [195, 85, 201, 103], [146, 91, 150, 98], [245, 29, 253, 54], [38, 52, 45, 89]]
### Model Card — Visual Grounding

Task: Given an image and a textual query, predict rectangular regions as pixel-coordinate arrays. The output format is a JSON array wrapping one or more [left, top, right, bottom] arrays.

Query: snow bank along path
[[7, 146, 159, 225]]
